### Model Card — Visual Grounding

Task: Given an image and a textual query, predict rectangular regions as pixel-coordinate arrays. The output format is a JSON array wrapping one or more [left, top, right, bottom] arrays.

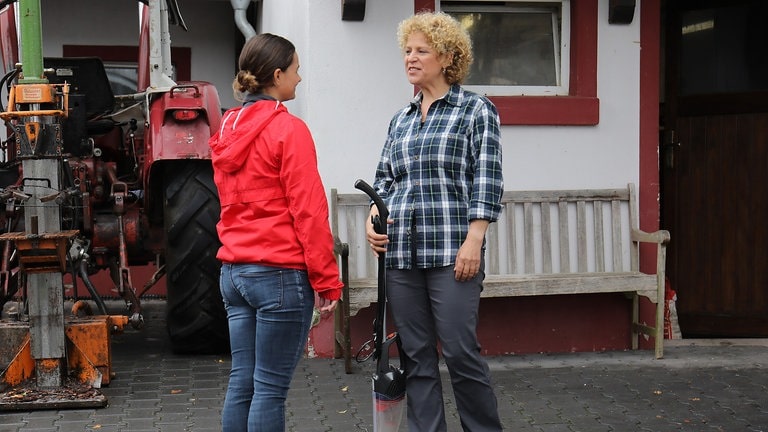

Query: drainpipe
[[231, 0, 256, 40]]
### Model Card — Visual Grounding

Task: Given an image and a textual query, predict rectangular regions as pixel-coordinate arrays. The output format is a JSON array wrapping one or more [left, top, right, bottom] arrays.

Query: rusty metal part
[[0, 314, 127, 410], [70, 300, 92, 317], [117, 214, 142, 329], [0, 230, 78, 274], [105, 163, 144, 327], [137, 263, 165, 298], [0, 322, 33, 387], [65, 314, 128, 388], [34, 358, 63, 387], [91, 208, 147, 260], [0, 238, 17, 304], [0, 377, 106, 411]]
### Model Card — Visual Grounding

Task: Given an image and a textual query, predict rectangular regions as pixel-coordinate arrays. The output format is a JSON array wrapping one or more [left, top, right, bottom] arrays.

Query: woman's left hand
[[317, 298, 338, 313], [455, 239, 482, 281], [455, 219, 490, 281]]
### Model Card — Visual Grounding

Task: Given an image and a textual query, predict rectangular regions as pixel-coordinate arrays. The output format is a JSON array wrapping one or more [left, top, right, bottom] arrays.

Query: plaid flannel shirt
[[373, 84, 504, 270]]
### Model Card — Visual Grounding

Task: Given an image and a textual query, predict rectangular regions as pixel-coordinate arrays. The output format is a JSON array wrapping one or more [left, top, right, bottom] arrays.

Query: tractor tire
[[163, 162, 229, 354]]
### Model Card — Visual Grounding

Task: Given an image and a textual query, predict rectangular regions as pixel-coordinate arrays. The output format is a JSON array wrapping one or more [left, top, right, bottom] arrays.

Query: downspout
[[231, 0, 255, 40]]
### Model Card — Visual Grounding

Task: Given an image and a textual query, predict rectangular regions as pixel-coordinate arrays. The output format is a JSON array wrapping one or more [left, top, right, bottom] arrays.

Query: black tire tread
[[163, 162, 228, 354]]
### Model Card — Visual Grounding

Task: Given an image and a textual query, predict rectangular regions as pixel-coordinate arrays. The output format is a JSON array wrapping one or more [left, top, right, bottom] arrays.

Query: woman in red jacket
[[209, 33, 342, 432]]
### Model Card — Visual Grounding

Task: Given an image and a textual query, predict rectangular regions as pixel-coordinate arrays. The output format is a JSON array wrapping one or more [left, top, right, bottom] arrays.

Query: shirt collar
[[243, 92, 277, 107], [407, 84, 463, 114]]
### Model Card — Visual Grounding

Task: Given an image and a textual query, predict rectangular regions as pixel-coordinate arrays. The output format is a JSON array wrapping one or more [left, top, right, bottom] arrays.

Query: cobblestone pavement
[[1, 300, 767, 431]]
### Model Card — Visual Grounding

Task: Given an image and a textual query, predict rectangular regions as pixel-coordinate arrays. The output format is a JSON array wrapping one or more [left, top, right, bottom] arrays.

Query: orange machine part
[[66, 315, 128, 387], [0, 333, 34, 387], [0, 315, 127, 388]]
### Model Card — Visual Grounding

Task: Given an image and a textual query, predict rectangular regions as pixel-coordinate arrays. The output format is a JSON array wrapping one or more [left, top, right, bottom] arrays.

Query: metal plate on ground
[[0, 378, 107, 411]]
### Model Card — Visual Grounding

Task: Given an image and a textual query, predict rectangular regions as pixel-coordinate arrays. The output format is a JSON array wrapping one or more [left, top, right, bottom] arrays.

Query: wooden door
[[662, 0, 768, 336]]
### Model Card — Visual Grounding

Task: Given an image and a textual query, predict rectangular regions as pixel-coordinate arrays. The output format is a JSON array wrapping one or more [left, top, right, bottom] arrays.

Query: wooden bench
[[331, 184, 671, 373]]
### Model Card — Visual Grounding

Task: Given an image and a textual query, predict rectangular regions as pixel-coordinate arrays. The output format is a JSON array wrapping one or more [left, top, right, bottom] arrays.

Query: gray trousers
[[386, 266, 503, 432]]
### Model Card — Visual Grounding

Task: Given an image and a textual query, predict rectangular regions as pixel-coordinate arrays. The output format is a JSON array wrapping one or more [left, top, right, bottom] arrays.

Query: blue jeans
[[219, 263, 314, 432]]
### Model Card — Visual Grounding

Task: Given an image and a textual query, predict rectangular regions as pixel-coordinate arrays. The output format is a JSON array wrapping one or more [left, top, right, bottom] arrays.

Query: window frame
[[441, 1, 571, 96], [416, 0, 599, 125]]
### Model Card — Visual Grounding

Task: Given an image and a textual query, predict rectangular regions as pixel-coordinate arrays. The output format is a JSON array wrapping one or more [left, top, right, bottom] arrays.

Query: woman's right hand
[[365, 207, 391, 257]]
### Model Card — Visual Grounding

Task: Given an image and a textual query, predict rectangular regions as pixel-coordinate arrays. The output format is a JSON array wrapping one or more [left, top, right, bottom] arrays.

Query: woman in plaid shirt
[[367, 11, 504, 432]]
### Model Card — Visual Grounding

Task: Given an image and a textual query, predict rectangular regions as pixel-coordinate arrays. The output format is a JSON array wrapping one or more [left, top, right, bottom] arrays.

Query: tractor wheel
[[163, 162, 229, 354]]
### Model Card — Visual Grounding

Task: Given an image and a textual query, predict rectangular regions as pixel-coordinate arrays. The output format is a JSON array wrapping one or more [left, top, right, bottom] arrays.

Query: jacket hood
[[209, 100, 286, 173]]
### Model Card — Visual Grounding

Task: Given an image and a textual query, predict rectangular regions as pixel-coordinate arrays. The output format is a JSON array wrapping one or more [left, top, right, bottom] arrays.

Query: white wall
[[35, 0, 643, 195], [169, 0, 239, 108], [262, 0, 413, 194], [477, 0, 642, 192], [265, 0, 642, 194]]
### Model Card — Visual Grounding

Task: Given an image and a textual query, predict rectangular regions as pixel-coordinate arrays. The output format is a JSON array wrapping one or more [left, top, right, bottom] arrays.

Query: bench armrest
[[333, 236, 349, 257], [631, 228, 671, 245]]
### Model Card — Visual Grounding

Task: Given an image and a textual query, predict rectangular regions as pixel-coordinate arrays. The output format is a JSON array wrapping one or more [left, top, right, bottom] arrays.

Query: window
[[441, 1, 570, 96], [63, 45, 191, 92], [416, 0, 598, 125], [680, 3, 768, 96], [102, 62, 140, 96]]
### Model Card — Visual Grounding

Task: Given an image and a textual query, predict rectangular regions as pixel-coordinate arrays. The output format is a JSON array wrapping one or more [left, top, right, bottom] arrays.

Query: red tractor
[[0, 0, 228, 366]]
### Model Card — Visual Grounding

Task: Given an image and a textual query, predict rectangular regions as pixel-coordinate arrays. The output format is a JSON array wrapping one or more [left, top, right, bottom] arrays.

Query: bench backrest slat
[[486, 220, 500, 274], [524, 202, 535, 273], [611, 199, 624, 271], [558, 201, 570, 273], [541, 202, 553, 273], [628, 183, 640, 270], [576, 200, 588, 272], [330, 184, 640, 280], [594, 201, 605, 272]]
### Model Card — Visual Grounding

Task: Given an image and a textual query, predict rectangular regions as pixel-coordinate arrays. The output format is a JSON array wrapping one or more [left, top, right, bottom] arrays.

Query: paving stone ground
[[1, 300, 767, 431]]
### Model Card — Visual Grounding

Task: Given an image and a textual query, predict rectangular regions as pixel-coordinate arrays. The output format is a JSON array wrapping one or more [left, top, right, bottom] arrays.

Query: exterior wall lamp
[[342, 0, 365, 21], [609, 0, 636, 24]]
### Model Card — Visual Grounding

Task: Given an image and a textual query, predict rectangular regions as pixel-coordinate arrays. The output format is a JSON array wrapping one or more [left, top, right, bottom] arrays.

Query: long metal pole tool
[[353, 179, 406, 432]]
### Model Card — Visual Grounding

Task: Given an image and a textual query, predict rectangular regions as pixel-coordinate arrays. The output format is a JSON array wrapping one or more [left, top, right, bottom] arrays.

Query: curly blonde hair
[[397, 11, 473, 85]]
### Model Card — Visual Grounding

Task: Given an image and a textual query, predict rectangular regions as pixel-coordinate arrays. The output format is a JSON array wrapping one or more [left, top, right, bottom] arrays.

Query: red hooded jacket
[[208, 99, 342, 300]]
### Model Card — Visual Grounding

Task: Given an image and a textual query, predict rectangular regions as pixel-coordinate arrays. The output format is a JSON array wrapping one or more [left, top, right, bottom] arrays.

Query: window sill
[[490, 95, 600, 126]]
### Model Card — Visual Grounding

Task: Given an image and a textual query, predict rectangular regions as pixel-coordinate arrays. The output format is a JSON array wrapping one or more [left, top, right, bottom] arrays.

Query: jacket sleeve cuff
[[317, 287, 342, 301]]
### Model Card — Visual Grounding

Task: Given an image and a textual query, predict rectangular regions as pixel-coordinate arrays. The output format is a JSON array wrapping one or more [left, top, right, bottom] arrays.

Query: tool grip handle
[[354, 179, 389, 232]]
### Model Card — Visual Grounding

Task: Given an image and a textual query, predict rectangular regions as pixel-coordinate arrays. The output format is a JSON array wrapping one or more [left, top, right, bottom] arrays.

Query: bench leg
[[343, 287, 351, 373], [631, 293, 665, 359], [654, 299, 664, 359], [654, 281, 665, 359], [333, 303, 345, 357], [631, 294, 640, 350], [332, 253, 352, 373], [333, 296, 352, 373], [654, 243, 667, 359]]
